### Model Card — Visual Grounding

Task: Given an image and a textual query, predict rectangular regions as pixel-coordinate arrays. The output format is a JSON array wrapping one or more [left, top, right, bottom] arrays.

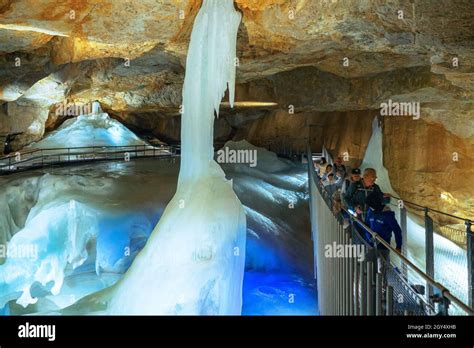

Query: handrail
[[0, 145, 180, 173], [309, 150, 473, 225], [0, 146, 174, 165], [1, 148, 41, 159], [0, 150, 165, 168], [0, 144, 171, 156], [346, 208, 474, 315], [309, 148, 474, 315], [388, 195, 472, 223], [0, 144, 166, 159]]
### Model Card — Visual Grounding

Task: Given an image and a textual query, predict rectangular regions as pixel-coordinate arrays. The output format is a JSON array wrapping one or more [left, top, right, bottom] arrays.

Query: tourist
[[334, 169, 345, 188], [323, 172, 336, 187], [345, 167, 383, 220], [323, 173, 338, 199], [341, 168, 361, 209], [333, 156, 346, 177], [337, 169, 360, 228], [321, 164, 333, 181], [365, 192, 403, 278], [316, 157, 327, 177]]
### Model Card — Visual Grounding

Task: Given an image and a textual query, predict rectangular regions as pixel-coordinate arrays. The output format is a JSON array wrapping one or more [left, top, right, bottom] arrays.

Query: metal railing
[[307, 147, 474, 316], [315, 145, 474, 309], [0, 144, 181, 174]]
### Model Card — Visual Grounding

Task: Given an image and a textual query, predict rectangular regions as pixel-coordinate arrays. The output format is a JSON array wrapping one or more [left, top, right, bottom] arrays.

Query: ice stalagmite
[[94, 0, 245, 314]]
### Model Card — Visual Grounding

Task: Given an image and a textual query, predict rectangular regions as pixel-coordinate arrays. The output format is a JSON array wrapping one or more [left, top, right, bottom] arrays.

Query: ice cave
[[0, 0, 473, 321]]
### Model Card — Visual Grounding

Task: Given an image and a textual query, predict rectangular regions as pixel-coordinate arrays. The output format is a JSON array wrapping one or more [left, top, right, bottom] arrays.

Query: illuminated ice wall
[[27, 104, 146, 149]]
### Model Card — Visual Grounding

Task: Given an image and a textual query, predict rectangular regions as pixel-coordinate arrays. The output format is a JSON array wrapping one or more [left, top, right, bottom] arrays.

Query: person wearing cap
[[365, 192, 403, 277], [341, 167, 362, 209]]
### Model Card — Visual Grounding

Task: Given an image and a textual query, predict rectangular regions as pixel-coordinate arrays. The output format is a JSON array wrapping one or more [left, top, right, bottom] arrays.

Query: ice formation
[[64, 0, 246, 315], [0, 144, 314, 315], [27, 102, 145, 149], [0, 160, 178, 312], [0, 200, 98, 308], [218, 140, 292, 173]]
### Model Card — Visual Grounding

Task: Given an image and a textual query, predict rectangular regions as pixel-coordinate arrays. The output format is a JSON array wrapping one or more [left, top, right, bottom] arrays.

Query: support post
[[349, 238, 354, 316], [376, 273, 383, 316], [353, 256, 359, 315], [386, 286, 394, 316], [360, 259, 367, 315], [467, 221, 474, 309], [400, 205, 408, 280], [342, 227, 346, 315], [367, 261, 374, 315], [345, 232, 350, 315], [424, 208, 434, 302]]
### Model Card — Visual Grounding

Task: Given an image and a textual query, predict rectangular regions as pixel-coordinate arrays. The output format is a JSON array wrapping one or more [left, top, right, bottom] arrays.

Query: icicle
[[179, 0, 241, 184], [92, 101, 101, 114]]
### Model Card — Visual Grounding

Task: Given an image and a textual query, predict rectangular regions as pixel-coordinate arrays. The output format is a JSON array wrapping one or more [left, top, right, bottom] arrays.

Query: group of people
[[314, 156, 403, 275]]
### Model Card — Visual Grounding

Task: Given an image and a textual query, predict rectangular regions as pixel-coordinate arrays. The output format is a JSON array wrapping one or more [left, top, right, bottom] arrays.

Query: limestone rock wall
[[383, 117, 474, 220]]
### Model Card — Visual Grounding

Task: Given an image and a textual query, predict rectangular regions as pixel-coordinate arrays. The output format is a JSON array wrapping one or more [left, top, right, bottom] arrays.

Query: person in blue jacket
[[365, 192, 403, 277]]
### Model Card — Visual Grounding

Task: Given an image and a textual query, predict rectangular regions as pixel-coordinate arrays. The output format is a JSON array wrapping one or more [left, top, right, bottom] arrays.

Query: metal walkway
[[307, 147, 474, 316], [0, 144, 181, 175]]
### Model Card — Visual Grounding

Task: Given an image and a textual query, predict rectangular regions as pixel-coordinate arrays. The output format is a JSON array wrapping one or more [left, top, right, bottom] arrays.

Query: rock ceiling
[[1, 0, 472, 111]]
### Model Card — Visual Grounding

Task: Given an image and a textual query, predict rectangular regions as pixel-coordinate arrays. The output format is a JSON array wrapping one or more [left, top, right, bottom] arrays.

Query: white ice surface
[[219, 140, 292, 173], [0, 141, 315, 315], [0, 200, 98, 307], [0, 160, 178, 310], [27, 109, 145, 149]]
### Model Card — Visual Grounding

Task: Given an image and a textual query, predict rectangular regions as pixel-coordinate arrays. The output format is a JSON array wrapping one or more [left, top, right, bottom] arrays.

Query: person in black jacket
[[344, 167, 384, 220], [341, 167, 361, 209]]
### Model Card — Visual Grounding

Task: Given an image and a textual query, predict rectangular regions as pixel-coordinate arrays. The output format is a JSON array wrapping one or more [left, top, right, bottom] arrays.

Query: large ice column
[[101, 0, 246, 314], [179, 0, 240, 184]]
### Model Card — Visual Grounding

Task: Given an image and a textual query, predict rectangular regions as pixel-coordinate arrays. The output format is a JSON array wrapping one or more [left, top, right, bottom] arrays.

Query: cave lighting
[[440, 191, 457, 205], [220, 101, 278, 108], [0, 24, 68, 37]]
